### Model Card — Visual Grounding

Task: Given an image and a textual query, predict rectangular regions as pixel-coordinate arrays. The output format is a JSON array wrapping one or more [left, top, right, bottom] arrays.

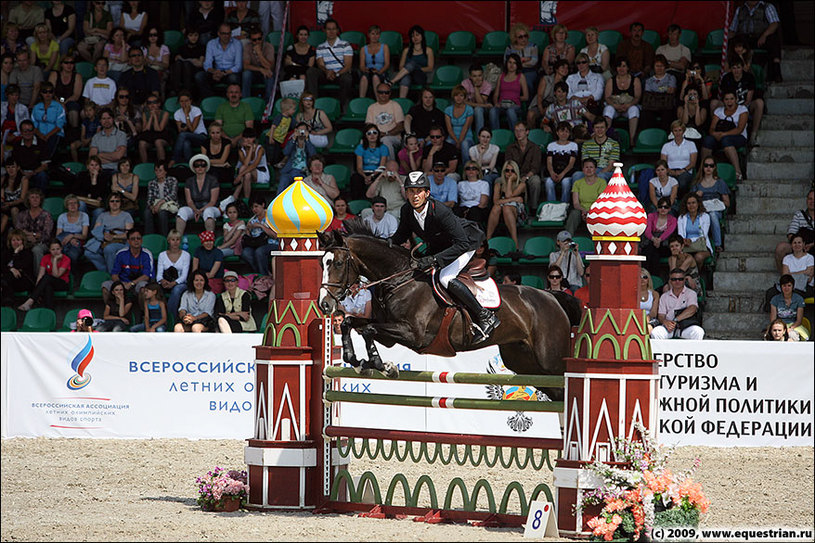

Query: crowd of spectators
[[0, 2, 792, 337]]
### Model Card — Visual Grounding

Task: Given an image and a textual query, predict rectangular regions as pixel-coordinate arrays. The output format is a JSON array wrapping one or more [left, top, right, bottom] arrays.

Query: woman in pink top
[[489, 53, 527, 130], [640, 196, 677, 275]]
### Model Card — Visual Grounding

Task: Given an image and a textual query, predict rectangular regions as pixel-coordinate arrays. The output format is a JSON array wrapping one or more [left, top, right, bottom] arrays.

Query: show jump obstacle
[[245, 165, 659, 536]]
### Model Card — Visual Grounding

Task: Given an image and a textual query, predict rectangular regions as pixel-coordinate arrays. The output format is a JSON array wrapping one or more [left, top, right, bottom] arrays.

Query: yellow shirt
[[30, 40, 60, 69]]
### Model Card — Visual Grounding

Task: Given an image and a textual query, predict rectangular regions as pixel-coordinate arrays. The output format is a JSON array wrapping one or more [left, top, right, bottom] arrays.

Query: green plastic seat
[[566, 30, 586, 51], [632, 128, 668, 155], [679, 29, 699, 55], [627, 163, 655, 191], [528, 31, 549, 51], [340, 30, 365, 49], [325, 164, 351, 190], [241, 97, 266, 121], [642, 30, 660, 51], [392, 97, 413, 116], [521, 275, 545, 289], [163, 96, 180, 114], [21, 308, 57, 332], [341, 97, 374, 123], [43, 197, 65, 221], [751, 64, 765, 91], [75, 61, 95, 81], [701, 29, 725, 57], [142, 233, 167, 260], [651, 275, 665, 291], [478, 31, 509, 57], [488, 236, 517, 265], [133, 162, 156, 187], [530, 202, 567, 228], [266, 31, 294, 50], [429, 65, 463, 92], [521, 235, 556, 264], [62, 161, 86, 174], [315, 96, 341, 121], [434, 97, 450, 112], [1, 306, 17, 331], [379, 31, 403, 58], [441, 31, 476, 57], [348, 199, 371, 215], [424, 31, 440, 54], [73, 270, 111, 299], [615, 128, 631, 154], [53, 274, 73, 299], [528, 129, 552, 150], [60, 308, 81, 332], [490, 128, 514, 153], [573, 235, 595, 255], [598, 30, 623, 55], [201, 96, 226, 122], [184, 234, 202, 256], [717, 162, 737, 191], [328, 128, 362, 155], [307, 30, 326, 48], [163, 30, 184, 55]]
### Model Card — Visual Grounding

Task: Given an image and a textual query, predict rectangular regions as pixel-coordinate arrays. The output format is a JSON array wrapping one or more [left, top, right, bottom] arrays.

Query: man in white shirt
[[363, 196, 399, 239], [366, 82, 405, 159], [655, 24, 691, 82], [651, 268, 705, 340], [82, 57, 117, 108], [306, 18, 353, 109], [566, 53, 604, 108]]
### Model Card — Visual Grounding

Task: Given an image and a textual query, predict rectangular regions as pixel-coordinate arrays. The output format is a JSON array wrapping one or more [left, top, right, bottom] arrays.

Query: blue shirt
[[444, 104, 474, 141], [31, 100, 66, 138], [194, 246, 225, 279], [429, 176, 458, 204], [112, 248, 154, 282], [204, 37, 243, 73], [770, 293, 805, 325], [354, 143, 389, 172]]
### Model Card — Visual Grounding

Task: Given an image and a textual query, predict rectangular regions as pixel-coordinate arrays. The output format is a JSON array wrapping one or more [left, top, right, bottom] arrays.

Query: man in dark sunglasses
[[422, 125, 460, 180], [118, 47, 160, 106], [651, 268, 705, 340], [366, 82, 405, 159], [391, 171, 500, 343], [242, 27, 275, 100]]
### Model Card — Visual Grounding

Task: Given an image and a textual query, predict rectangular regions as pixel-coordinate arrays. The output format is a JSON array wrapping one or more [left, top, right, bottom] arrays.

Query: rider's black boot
[[446, 278, 500, 343]]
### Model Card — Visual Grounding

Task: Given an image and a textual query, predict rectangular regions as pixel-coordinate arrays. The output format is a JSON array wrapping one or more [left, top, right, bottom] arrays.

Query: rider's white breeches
[[439, 249, 475, 288]]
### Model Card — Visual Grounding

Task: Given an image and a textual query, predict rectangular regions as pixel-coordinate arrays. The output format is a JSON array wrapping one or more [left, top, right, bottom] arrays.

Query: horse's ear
[[332, 229, 345, 247], [316, 229, 331, 248]]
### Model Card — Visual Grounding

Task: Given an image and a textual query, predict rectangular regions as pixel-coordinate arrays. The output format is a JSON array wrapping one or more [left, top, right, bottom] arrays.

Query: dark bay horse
[[317, 221, 572, 400]]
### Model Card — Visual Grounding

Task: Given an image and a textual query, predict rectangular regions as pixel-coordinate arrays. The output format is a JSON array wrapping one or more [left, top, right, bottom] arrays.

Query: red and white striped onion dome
[[586, 162, 647, 238]]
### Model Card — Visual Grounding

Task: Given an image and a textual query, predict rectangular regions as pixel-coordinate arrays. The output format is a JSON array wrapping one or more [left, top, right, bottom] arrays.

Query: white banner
[[653, 339, 814, 447]]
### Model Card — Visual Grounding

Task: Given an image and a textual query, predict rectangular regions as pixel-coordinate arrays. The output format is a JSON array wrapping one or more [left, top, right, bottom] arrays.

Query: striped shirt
[[787, 209, 814, 236], [580, 137, 620, 170], [316, 38, 352, 74]]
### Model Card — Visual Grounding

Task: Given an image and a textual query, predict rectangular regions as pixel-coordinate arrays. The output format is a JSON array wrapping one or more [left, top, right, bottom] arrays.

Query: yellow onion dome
[[266, 178, 334, 237]]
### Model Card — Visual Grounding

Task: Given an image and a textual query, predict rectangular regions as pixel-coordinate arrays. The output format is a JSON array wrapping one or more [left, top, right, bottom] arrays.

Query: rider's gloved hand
[[414, 255, 436, 270]]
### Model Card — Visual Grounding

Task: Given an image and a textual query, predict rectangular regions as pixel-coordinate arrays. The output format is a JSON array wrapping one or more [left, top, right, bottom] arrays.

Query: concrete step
[[704, 329, 765, 341], [713, 270, 779, 291], [760, 115, 815, 130], [738, 181, 810, 198], [737, 196, 810, 215], [725, 233, 782, 252], [702, 312, 768, 336], [715, 253, 777, 272], [780, 60, 815, 80], [705, 292, 766, 313], [764, 98, 815, 115], [765, 82, 815, 99], [748, 147, 815, 163], [726, 216, 790, 236], [782, 48, 815, 60], [754, 130, 815, 147], [747, 162, 815, 179], [739, 177, 814, 190]]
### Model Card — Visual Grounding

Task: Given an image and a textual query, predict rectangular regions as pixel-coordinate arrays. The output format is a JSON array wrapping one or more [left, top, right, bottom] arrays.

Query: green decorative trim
[[443, 478, 469, 510], [329, 469, 357, 501], [624, 335, 648, 359], [592, 333, 622, 359], [356, 471, 383, 504], [410, 475, 439, 508], [301, 300, 324, 323], [384, 473, 410, 506], [644, 335, 653, 358], [470, 479, 497, 513], [624, 309, 648, 335], [274, 323, 302, 346], [262, 320, 274, 345], [529, 482, 555, 503], [574, 333, 592, 358], [499, 481, 528, 515], [594, 309, 623, 335]]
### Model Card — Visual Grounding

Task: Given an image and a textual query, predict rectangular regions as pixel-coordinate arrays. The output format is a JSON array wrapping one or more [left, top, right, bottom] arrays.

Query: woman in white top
[[701, 91, 748, 182], [233, 127, 269, 200], [468, 128, 500, 184], [456, 160, 491, 224], [172, 90, 207, 166], [580, 26, 610, 80], [648, 160, 679, 212], [660, 120, 698, 193], [120, 0, 147, 45], [782, 234, 814, 294], [677, 193, 712, 271], [639, 268, 661, 333], [157, 229, 191, 317]]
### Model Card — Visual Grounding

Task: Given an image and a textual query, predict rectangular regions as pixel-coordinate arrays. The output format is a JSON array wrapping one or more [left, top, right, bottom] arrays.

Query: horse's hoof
[[381, 361, 399, 379], [358, 368, 376, 378]]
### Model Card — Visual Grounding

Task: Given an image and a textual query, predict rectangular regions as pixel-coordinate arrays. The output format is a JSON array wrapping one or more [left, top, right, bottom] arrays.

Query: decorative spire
[[587, 163, 647, 238], [266, 178, 334, 237]]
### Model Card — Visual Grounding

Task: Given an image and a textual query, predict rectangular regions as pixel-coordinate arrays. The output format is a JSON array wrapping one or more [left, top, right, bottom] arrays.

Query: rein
[[321, 245, 418, 307]]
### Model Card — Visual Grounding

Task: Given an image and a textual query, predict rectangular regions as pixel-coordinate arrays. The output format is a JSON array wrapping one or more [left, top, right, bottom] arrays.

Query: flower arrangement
[[196, 467, 249, 511], [581, 424, 709, 541]]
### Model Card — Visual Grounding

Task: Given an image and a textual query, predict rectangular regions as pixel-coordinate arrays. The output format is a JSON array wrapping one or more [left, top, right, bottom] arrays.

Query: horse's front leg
[[356, 324, 399, 379], [339, 318, 362, 368]]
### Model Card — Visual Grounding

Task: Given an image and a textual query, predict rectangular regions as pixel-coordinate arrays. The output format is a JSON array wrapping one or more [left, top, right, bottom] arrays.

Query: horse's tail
[[548, 290, 583, 327]]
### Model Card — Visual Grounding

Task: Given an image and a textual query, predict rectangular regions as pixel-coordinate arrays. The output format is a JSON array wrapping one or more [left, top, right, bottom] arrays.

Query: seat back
[[74, 270, 111, 298], [201, 96, 226, 121], [642, 30, 661, 50], [430, 65, 463, 91], [566, 30, 586, 51], [598, 30, 623, 55], [307, 30, 326, 47], [521, 275, 545, 289], [425, 31, 440, 54], [479, 31, 509, 55], [164, 30, 184, 55], [348, 199, 372, 215], [442, 31, 476, 55], [315, 96, 341, 121], [43, 197, 65, 221], [163, 96, 180, 114], [392, 97, 413, 116], [266, 31, 294, 50], [528, 128, 552, 150], [142, 233, 168, 260], [1, 306, 17, 331], [379, 31, 403, 57], [679, 29, 699, 55], [75, 61, 95, 81], [21, 308, 57, 332], [242, 97, 266, 121], [490, 128, 514, 152], [488, 236, 516, 255], [342, 97, 374, 121], [133, 162, 156, 187], [324, 164, 350, 190], [329, 128, 363, 154], [60, 308, 81, 332], [528, 30, 549, 51], [340, 30, 365, 49], [523, 236, 557, 258]]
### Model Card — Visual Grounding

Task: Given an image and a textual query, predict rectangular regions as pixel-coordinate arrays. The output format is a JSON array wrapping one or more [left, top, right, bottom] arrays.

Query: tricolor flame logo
[[67, 336, 94, 390]]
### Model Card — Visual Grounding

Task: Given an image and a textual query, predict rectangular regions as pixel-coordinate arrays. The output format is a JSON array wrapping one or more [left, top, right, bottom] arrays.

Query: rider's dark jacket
[[391, 198, 485, 268]]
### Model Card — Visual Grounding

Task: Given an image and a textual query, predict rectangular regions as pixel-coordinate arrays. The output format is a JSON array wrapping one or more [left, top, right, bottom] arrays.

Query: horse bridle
[[320, 246, 417, 307]]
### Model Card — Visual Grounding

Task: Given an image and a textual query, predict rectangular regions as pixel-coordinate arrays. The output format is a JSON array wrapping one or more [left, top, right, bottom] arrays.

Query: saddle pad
[[474, 277, 501, 309]]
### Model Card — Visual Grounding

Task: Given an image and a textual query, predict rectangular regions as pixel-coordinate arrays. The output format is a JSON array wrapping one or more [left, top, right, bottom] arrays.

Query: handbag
[[160, 200, 179, 213], [641, 91, 675, 111], [715, 115, 737, 132], [704, 199, 726, 213], [536, 202, 569, 222], [675, 313, 702, 330], [683, 236, 708, 254], [279, 78, 305, 99], [241, 233, 268, 249]]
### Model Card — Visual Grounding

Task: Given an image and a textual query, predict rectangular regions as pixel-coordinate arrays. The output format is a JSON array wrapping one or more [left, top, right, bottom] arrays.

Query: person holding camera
[[73, 309, 97, 333], [277, 121, 316, 196], [549, 230, 585, 291], [364, 159, 405, 218]]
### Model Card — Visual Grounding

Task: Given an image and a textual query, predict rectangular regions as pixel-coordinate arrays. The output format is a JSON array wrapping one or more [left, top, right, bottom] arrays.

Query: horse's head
[[317, 229, 358, 315]]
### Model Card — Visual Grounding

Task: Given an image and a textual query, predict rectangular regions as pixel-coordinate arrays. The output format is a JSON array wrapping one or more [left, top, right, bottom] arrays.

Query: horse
[[317, 220, 573, 401]]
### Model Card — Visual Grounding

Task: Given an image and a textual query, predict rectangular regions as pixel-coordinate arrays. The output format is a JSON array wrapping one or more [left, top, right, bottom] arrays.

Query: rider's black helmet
[[404, 171, 430, 189]]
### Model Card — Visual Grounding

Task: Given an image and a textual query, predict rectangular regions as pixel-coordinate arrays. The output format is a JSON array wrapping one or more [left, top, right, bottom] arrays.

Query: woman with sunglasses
[[201, 121, 233, 184], [505, 23, 539, 93], [177, 154, 221, 236], [677, 193, 713, 272], [296, 91, 333, 149], [120, 0, 147, 46], [545, 264, 572, 294], [541, 24, 575, 76], [45, 1, 77, 58], [111, 88, 140, 150], [691, 161, 730, 253], [30, 82, 65, 159], [78, 0, 113, 63], [701, 91, 748, 182], [665, 234, 700, 296], [110, 157, 139, 212], [47, 55, 83, 128], [638, 268, 661, 334], [358, 25, 390, 99], [136, 94, 170, 163], [580, 26, 611, 80], [141, 24, 170, 95], [641, 196, 677, 275], [486, 160, 526, 248], [350, 123, 388, 200], [455, 160, 491, 224]]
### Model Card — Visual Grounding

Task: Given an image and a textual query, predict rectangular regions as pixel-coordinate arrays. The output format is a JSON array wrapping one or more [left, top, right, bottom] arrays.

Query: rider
[[391, 171, 501, 343]]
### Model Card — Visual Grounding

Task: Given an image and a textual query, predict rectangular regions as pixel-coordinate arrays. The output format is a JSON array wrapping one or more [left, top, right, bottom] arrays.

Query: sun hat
[[189, 153, 211, 172]]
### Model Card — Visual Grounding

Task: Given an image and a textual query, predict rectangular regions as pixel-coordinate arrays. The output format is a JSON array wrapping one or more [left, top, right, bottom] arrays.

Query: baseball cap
[[223, 270, 239, 280], [78, 309, 94, 319], [557, 230, 572, 243]]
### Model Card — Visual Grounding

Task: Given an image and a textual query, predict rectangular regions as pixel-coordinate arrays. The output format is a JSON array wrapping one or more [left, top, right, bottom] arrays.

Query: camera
[[690, 70, 697, 77], [81, 316, 94, 328], [298, 129, 306, 136], [386, 171, 395, 177], [569, 241, 578, 249]]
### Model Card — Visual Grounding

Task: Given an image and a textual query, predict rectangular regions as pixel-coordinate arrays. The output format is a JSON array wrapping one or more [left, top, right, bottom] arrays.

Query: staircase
[[703, 47, 815, 340]]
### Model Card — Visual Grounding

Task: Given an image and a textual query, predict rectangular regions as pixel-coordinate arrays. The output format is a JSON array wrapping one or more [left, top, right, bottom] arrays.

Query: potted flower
[[580, 424, 709, 541], [196, 467, 249, 512]]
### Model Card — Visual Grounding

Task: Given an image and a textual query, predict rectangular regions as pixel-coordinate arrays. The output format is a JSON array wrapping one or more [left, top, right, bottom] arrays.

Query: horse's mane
[[341, 217, 411, 260]]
